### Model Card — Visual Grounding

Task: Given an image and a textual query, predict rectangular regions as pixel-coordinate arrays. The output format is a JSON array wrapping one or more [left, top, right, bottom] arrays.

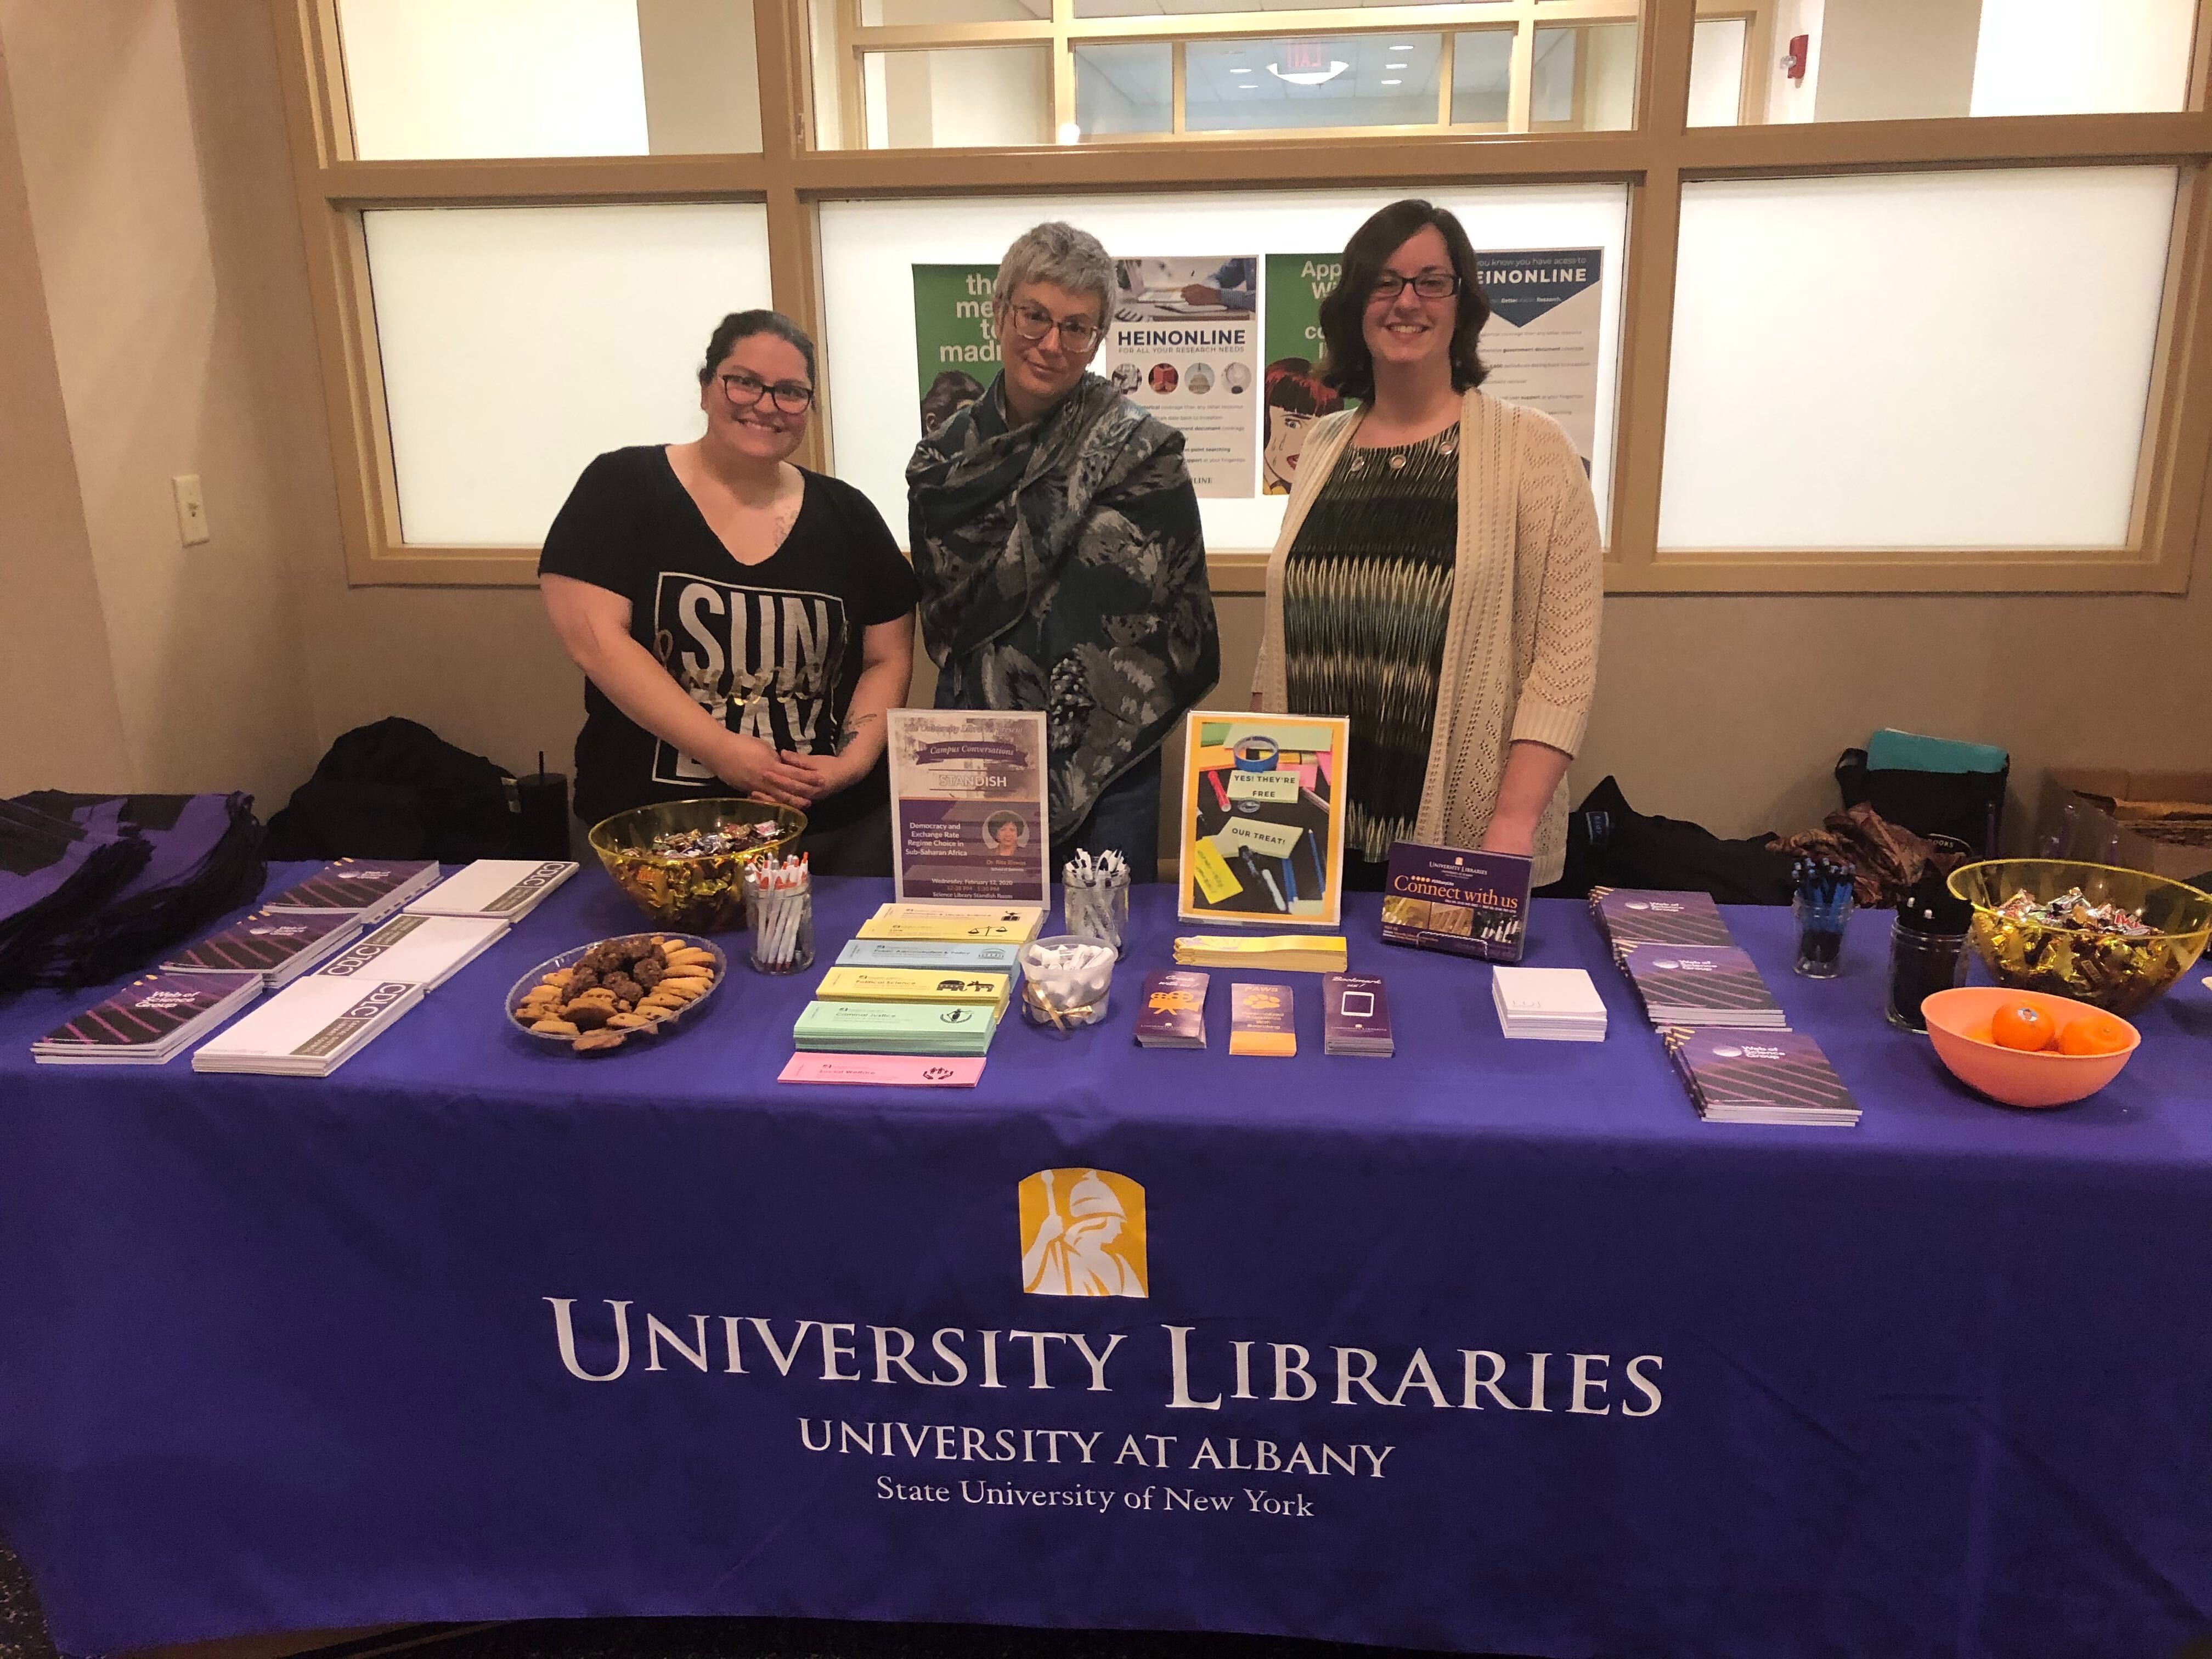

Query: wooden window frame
[[271, 0, 2212, 597]]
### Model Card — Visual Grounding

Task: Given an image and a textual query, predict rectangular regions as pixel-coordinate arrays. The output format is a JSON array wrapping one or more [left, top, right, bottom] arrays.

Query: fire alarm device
[[1782, 33, 1809, 84]]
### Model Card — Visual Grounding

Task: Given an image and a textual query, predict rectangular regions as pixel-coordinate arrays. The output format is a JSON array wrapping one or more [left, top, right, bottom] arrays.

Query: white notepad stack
[[405, 860, 576, 923], [191, 976, 423, 1077], [311, 913, 508, 991], [1492, 966, 1609, 1042]]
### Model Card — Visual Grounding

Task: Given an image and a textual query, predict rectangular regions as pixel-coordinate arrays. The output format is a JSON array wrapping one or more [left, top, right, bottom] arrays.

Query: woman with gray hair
[[907, 221, 1219, 882]]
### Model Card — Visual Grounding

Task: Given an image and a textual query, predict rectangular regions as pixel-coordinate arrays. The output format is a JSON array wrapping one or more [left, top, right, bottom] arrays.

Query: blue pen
[[1279, 851, 1299, 904]]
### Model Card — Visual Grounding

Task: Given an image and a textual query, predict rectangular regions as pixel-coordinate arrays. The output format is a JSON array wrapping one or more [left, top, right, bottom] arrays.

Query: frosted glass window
[[1532, 24, 1637, 131], [1075, 43, 1173, 138], [337, 0, 761, 159], [1971, 0, 2193, 116], [819, 186, 1628, 553], [1659, 168, 2176, 552], [1076, 0, 1472, 10], [1186, 36, 1443, 133], [364, 204, 773, 545], [1744, 0, 2192, 125], [1687, 18, 1747, 126], [862, 48, 1052, 148], [1450, 31, 1515, 126]]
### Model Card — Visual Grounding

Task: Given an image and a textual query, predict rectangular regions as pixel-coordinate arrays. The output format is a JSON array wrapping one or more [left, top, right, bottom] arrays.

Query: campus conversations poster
[[1259, 248, 1606, 480], [886, 709, 1049, 906]]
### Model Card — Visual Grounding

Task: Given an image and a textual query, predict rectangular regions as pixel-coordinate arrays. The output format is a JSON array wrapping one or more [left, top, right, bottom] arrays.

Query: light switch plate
[[172, 474, 210, 546]]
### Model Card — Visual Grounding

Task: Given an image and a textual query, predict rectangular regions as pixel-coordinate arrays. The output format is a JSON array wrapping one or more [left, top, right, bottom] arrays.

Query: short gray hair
[[991, 221, 1117, 331]]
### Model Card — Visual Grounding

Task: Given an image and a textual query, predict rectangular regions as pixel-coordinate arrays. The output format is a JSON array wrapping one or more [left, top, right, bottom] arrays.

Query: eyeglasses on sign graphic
[[1018, 1168, 1148, 1299]]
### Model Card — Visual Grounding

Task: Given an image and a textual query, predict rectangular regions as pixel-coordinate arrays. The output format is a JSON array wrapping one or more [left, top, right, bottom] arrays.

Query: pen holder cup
[[1062, 876, 1130, 958], [1792, 891, 1855, 979], [745, 871, 814, 975], [1017, 934, 1116, 1032]]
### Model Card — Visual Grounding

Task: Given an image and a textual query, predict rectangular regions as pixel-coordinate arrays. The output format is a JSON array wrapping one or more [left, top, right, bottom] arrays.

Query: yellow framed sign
[[1175, 710, 1350, 929]]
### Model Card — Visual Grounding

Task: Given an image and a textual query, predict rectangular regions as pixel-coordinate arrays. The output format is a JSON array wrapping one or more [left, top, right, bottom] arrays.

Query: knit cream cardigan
[[1251, 388, 1604, 885]]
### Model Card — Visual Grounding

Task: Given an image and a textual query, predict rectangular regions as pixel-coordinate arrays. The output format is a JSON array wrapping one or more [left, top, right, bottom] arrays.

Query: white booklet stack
[[311, 913, 508, 991], [405, 859, 576, 923], [1492, 966, 1609, 1042], [191, 976, 422, 1078]]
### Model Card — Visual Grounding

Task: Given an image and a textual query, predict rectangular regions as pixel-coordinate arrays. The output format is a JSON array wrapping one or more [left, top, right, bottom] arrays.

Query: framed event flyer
[[1176, 710, 1350, 928], [887, 710, 1049, 906]]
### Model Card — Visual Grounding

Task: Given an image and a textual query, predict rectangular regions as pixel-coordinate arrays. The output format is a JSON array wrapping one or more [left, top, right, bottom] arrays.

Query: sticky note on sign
[[1190, 838, 1243, 905], [1227, 772, 1299, 805]]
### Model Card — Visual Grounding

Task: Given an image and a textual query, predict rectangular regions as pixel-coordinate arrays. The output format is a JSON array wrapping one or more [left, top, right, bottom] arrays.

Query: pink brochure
[[777, 1053, 986, 1087]]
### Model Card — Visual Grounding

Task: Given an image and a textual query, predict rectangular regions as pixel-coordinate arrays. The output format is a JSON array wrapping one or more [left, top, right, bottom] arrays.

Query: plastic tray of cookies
[[505, 932, 728, 1056]]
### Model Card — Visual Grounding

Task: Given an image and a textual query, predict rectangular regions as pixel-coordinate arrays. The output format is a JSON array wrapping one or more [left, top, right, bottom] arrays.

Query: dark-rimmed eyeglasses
[[1368, 272, 1464, 302], [1005, 302, 1105, 353], [718, 370, 815, 415]]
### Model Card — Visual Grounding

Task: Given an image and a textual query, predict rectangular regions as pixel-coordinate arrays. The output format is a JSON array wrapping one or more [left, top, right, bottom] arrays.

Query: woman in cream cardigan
[[1252, 199, 1602, 889]]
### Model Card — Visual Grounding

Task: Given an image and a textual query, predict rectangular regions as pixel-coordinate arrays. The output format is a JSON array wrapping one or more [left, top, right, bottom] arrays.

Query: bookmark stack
[[1173, 934, 1347, 974], [788, 905, 1040, 1073]]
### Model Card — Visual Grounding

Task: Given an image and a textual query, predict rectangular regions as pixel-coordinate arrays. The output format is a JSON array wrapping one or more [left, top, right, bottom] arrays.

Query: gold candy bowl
[[1949, 859, 2211, 1016], [589, 797, 806, 934]]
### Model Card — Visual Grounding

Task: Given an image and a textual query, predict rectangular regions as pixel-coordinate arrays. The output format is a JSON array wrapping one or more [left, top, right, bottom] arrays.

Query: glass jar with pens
[[1792, 856, 1857, 978], [744, 853, 811, 975]]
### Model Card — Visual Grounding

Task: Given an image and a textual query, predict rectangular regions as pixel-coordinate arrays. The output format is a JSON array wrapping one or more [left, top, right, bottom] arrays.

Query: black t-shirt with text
[[539, 446, 920, 831]]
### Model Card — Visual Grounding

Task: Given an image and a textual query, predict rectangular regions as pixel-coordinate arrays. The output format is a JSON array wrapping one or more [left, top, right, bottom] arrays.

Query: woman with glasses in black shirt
[[540, 309, 919, 874]]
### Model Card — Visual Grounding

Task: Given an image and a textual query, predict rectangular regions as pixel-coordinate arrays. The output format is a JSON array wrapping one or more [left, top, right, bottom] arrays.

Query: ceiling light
[[1386, 62, 1407, 70], [1267, 59, 1349, 87], [1380, 77, 1403, 85]]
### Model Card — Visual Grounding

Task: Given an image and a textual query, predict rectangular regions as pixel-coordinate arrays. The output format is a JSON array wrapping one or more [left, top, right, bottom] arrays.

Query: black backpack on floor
[[265, 718, 519, 862]]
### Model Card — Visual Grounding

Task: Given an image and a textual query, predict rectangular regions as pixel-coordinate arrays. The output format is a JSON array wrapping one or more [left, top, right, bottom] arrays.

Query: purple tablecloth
[[3, 867, 2210, 1657]]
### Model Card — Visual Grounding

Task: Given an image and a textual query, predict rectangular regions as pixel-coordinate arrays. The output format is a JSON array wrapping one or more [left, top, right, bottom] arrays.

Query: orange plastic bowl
[[1921, 987, 2140, 1109]]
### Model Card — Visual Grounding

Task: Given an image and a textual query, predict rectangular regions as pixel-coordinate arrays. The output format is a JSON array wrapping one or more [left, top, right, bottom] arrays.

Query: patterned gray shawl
[[907, 373, 1218, 838]]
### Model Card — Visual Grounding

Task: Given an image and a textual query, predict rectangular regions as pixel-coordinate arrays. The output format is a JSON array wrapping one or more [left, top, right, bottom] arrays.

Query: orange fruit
[[2057, 1014, 2131, 1057], [1989, 1003, 2055, 1052]]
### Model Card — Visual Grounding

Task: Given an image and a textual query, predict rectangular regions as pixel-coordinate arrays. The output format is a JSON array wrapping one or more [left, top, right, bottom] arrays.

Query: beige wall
[[0, 0, 319, 813], [1817, 0, 1983, 122], [1, 0, 2203, 859], [0, 36, 132, 795]]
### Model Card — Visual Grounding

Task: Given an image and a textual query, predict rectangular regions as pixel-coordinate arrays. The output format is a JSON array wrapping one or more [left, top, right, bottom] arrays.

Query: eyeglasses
[[1368, 272, 1464, 302], [718, 370, 815, 415], [1005, 302, 1105, 353]]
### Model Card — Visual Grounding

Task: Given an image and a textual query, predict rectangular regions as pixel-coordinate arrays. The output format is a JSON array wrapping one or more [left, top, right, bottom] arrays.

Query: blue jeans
[[1052, 749, 1163, 884]]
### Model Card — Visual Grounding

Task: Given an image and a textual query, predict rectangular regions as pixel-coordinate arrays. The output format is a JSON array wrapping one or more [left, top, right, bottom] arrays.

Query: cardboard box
[[2038, 769, 2212, 883]]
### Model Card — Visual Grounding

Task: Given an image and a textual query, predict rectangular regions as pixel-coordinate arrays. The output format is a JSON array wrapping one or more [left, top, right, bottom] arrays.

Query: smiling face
[[698, 331, 811, 465], [993, 822, 1023, 855], [1360, 224, 1459, 381], [994, 279, 1106, 419]]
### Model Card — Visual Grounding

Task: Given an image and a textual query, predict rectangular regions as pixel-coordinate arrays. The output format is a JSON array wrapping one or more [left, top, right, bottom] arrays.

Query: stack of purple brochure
[[32, 969, 261, 1065], [1322, 973, 1393, 1056], [1135, 970, 1209, 1049]]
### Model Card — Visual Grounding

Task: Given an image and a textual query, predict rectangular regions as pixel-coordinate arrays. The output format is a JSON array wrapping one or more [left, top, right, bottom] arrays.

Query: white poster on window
[[1105, 256, 1261, 498], [1474, 249, 1604, 473]]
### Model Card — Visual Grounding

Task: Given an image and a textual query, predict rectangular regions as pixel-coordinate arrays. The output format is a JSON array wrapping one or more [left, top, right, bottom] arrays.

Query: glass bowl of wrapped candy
[[1948, 859, 2211, 1015], [589, 798, 805, 934]]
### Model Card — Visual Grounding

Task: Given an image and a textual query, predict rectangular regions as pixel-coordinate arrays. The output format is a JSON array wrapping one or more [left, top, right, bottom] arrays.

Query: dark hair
[[1316, 200, 1489, 402], [1263, 357, 1342, 419], [698, 309, 816, 388], [921, 369, 985, 435]]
